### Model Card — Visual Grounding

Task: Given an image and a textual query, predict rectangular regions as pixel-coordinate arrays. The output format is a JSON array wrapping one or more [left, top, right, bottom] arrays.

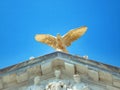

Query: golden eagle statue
[[35, 26, 87, 53]]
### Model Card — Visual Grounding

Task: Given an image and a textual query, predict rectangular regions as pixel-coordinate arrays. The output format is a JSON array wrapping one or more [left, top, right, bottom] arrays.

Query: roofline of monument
[[0, 51, 119, 76]]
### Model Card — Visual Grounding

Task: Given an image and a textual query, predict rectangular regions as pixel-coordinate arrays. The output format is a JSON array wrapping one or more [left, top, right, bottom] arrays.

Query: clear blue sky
[[0, 0, 120, 69]]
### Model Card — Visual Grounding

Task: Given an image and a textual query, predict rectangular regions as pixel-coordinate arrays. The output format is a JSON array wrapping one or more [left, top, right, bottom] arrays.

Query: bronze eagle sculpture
[[35, 26, 87, 53]]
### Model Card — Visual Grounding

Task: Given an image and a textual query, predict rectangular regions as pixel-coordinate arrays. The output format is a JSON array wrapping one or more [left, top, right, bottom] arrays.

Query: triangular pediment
[[0, 52, 120, 90]]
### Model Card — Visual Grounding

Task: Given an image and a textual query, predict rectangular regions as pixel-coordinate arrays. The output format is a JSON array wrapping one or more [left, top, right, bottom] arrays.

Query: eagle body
[[55, 34, 68, 53], [35, 26, 87, 53]]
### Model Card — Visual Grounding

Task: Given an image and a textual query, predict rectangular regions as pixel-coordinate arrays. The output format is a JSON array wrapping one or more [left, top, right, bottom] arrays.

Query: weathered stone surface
[[75, 64, 88, 74], [52, 60, 65, 70], [2, 74, 16, 84], [106, 85, 120, 90], [2, 87, 18, 90], [113, 81, 120, 88], [0, 79, 3, 89], [65, 62, 74, 76], [88, 69, 99, 81], [89, 84, 106, 90], [18, 86, 27, 90], [41, 62, 52, 75], [113, 76, 120, 88], [0, 52, 120, 90], [16, 71, 28, 83], [3, 82, 17, 89], [99, 71, 113, 83], [2, 75, 9, 84], [27, 65, 41, 79]]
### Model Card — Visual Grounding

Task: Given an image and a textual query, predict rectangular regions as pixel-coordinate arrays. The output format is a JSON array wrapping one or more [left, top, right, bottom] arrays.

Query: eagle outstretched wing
[[35, 34, 56, 48], [63, 26, 87, 46]]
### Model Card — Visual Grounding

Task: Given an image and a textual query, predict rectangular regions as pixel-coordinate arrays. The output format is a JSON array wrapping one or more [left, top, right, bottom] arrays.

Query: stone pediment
[[0, 52, 120, 90]]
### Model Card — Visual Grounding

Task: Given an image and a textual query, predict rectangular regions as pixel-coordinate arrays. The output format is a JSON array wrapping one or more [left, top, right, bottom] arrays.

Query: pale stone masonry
[[0, 51, 120, 90]]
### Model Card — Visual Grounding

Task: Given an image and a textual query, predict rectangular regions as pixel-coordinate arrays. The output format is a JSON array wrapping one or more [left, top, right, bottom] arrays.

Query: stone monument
[[46, 70, 67, 90], [72, 74, 90, 90], [0, 26, 120, 90], [0, 52, 120, 90], [27, 76, 44, 90]]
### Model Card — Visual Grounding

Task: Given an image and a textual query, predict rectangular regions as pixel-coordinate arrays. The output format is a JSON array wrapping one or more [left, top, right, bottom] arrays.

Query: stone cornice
[[0, 51, 120, 76]]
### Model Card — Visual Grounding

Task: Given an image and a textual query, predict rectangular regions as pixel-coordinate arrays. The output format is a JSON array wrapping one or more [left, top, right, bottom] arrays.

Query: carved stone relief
[[72, 74, 90, 90], [27, 70, 90, 90], [27, 76, 44, 90]]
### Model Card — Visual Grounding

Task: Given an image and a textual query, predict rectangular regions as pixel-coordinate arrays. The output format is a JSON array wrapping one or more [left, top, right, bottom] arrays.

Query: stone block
[[75, 64, 88, 74], [65, 62, 75, 76], [18, 86, 27, 90], [113, 76, 120, 88], [99, 71, 113, 83], [0, 79, 3, 89], [27, 65, 41, 78], [16, 71, 28, 83], [3, 82, 17, 89], [106, 85, 120, 90], [41, 62, 52, 75], [2, 73, 16, 84], [2, 87, 18, 90], [52, 60, 65, 70], [113, 81, 120, 88], [88, 69, 99, 81]]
